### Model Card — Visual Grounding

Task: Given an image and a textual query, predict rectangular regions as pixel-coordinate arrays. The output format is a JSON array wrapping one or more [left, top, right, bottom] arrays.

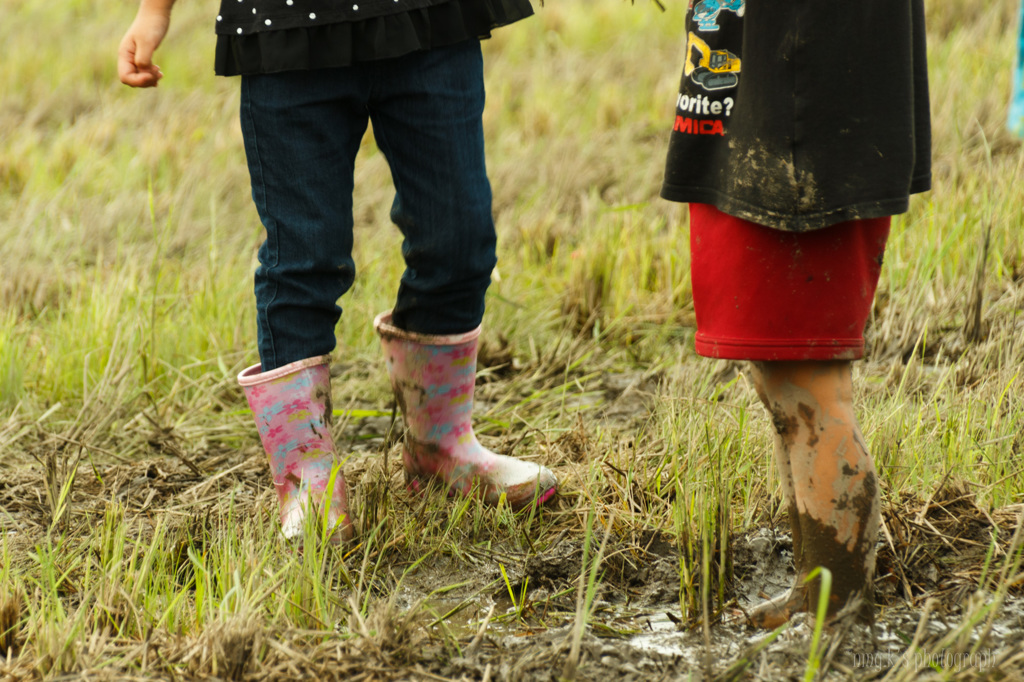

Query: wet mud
[[2, 440, 1022, 680], [394, 526, 1024, 680], [2, 368, 1022, 680]]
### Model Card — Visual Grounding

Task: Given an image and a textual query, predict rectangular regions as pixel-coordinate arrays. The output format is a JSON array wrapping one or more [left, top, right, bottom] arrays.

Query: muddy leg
[[747, 360, 879, 627], [748, 363, 807, 627]]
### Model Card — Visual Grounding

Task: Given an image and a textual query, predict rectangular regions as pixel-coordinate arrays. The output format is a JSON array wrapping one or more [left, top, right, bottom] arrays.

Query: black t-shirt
[[661, 0, 932, 231]]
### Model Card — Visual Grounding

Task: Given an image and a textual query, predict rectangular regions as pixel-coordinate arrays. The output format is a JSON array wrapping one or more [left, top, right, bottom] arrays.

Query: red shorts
[[689, 203, 890, 361]]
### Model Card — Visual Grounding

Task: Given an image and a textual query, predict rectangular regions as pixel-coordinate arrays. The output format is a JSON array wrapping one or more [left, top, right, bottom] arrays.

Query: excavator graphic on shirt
[[685, 31, 742, 91], [690, 0, 745, 32]]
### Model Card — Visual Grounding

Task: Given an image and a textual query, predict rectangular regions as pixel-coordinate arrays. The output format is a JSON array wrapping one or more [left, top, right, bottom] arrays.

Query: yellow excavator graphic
[[684, 31, 741, 91]]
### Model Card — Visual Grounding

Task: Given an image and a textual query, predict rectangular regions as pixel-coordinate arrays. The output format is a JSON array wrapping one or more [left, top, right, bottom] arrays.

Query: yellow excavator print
[[684, 31, 741, 91]]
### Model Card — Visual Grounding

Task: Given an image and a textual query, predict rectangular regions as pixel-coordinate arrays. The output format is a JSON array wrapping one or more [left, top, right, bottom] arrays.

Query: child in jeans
[[119, 0, 556, 542], [662, 0, 931, 625]]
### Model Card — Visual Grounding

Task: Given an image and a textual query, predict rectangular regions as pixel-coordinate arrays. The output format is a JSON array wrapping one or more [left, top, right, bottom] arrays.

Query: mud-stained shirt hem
[[660, 183, 929, 232]]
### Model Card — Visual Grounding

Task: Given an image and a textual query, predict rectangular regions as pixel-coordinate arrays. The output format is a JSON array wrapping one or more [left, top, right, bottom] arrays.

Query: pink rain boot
[[238, 356, 353, 542], [374, 311, 557, 510]]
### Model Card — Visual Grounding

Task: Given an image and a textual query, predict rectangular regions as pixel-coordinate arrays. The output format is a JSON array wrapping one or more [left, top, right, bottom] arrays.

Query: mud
[[315, 385, 334, 427], [3, 442, 1022, 680], [392, 526, 1024, 680], [798, 511, 873, 621], [3, 368, 1023, 680], [797, 402, 819, 447]]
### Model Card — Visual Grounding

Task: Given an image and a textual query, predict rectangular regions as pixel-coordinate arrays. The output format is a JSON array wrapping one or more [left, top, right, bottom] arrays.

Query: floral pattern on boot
[[238, 356, 352, 541], [374, 311, 557, 510]]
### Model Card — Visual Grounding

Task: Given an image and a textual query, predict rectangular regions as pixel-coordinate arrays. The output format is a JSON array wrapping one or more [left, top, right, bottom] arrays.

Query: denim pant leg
[[240, 70, 370, 370], [368, 41, 497, 335]]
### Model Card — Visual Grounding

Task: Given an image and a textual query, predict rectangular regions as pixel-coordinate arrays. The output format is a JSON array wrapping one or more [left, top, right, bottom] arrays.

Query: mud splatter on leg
[[748, 362, 809, 627], [747, 361, 879, 627]]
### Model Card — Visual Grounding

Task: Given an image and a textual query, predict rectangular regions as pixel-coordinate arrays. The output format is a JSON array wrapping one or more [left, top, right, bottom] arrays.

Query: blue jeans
[[239, 40, 497, 371]]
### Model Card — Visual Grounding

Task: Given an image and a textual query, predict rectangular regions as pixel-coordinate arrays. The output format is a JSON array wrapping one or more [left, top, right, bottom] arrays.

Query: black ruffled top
[[214, 0, 534, 76]]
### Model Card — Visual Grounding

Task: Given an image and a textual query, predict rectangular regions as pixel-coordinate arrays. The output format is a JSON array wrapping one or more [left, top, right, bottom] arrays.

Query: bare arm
[[118, 0, 176, 87]]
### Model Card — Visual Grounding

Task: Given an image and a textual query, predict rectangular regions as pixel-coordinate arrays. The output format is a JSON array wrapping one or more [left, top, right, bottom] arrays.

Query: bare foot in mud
[[746, 586, 809, 629], [747, 586, 872, 629]]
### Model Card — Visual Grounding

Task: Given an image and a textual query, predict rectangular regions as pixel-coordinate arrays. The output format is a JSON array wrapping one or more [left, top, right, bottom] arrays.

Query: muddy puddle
[[386, 527, 1024, 680]]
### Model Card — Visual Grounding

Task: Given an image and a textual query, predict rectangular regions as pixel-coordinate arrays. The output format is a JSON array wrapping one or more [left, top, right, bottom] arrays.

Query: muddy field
[[3, 361, 1023, 681]]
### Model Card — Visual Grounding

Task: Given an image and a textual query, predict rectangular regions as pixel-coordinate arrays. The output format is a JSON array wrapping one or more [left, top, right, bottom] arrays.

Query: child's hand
[[118, 2, 173, 87]]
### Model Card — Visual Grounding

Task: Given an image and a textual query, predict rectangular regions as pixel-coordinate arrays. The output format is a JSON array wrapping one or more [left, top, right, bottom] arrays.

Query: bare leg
[[748, 363, 807, 626], [747, 361, 879, 627]]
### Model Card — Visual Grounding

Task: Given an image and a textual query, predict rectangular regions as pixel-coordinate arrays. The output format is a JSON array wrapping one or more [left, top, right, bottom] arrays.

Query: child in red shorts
[[662, 0, 931, 625]]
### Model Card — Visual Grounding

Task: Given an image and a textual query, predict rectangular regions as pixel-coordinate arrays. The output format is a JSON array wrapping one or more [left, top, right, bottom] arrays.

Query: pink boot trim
[[238, 355, 331, 386], [373, 312, 480, 347], [375, 310, 557, 511], [239, 356, 353, 542]]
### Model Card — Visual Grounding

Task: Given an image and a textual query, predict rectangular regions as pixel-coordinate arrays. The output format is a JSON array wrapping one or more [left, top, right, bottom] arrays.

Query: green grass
[[2, 0, 1024, 679]]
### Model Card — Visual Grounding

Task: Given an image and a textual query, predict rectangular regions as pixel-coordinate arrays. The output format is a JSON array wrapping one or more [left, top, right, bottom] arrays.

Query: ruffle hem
[[215, 0, 533, 76]]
